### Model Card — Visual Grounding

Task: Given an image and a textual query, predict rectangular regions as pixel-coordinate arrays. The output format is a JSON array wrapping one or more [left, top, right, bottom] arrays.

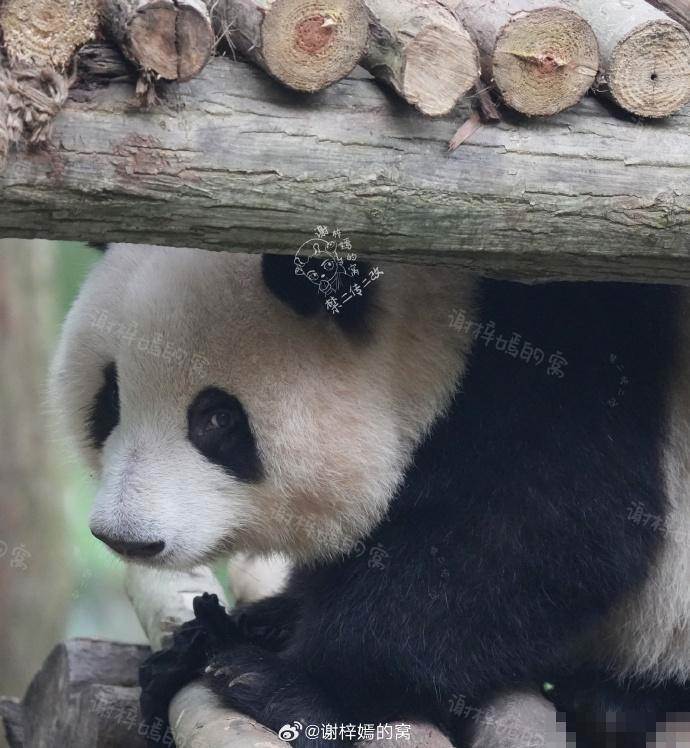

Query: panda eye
[[187, 387, 262, 482], [205, 410, 234, 432], [88, 362, 120, 449]]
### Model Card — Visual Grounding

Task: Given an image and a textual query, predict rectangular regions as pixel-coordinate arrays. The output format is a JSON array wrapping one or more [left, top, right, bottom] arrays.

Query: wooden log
[[17, 639, 150, 747], [2, 47, 690, 285], [125, 565, 283, 747], [646, 0, 690, 30], [451, 0, 599, 116], [564, 0, 690, 118], [0, 0, 99, 165], [361, 0, 479, 116], [101, 0, 214, 86], [0, 698, 24, 748], [0, 0, 99, 70], [213, 0, 369, 92]]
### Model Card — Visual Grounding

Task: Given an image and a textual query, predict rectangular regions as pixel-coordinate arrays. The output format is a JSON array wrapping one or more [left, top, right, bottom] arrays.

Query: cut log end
[[128, 0, 214, 82], [403, 24, 479, 117], [262, 0, 369, 92], [608, 20, 690, 119], [0, 0, 100, 69], [493, 7, 599, 117]]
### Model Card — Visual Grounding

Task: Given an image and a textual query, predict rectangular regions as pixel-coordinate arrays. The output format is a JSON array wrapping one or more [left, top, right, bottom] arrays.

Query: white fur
[[590, 292, 690, 683], [50, 245, 475, 568], [228, 552, 290, 603]]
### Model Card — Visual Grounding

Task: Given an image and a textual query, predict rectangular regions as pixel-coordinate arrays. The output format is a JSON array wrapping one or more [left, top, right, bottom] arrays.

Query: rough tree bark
[[101, 0, 214, 94], [451, 0, 599, 116], [0, 0, 99, 165], [212, 0, 369, 92], [1, 46, 688, 284], [361, 0, 479, 117], [564, 0, 690, 117]]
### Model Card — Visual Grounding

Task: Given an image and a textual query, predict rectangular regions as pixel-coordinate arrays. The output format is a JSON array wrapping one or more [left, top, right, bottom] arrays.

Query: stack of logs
[[0, 0, 689, 157]]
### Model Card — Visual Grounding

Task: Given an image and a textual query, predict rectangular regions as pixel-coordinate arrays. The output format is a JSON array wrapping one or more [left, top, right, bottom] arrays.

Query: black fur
[[261, 253, 373, 335], [187, 387, 263, 482], [141, 280, 680, 747], [88, 362, 120, 449], [545, 666, 690, 748]]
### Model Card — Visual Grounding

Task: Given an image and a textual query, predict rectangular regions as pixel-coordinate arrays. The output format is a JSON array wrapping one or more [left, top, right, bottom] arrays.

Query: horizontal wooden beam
[[1, 44, 689, 283]]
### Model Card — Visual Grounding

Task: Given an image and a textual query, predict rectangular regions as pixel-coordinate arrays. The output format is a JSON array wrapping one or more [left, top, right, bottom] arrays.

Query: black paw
[[138, 594, 237, 747], [192, 592, 238, 648], [139, 617, 207, 746]]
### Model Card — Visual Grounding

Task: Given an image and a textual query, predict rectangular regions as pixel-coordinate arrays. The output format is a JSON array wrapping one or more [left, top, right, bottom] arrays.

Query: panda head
[[50, 245, 470, 569]]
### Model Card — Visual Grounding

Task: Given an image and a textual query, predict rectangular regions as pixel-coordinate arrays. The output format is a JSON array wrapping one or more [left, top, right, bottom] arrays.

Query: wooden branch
[[451, 0, 599, 116], [101, 0, 214, 89], [124, 565, 282, 746], [361, 0, 479, 117], [213, 0, 369, 92], [646, 0, 690, 29], [565, 0, 690, 118], [2, 46, 690, 285]]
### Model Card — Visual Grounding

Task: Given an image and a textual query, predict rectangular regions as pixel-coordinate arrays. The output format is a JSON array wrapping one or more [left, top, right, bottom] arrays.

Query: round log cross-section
[[215, 0, 370, 93], [362, 0, 480, 117], [454, 1, 599, 117], [103, 0, 214, 82], [564, 0, 690, 118]]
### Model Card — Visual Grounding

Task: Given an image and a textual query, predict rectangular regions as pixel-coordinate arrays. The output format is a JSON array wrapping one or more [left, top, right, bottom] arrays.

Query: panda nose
[[91, 531, 165, 559]]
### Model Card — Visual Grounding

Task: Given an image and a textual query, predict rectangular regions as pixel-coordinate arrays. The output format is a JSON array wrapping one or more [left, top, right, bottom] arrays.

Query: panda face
[[50, 245, 472, 569]]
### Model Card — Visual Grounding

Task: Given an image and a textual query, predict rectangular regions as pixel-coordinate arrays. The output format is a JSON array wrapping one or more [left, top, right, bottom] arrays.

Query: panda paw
[[192, 592, 240, 648], [139, 594, 244, 746]]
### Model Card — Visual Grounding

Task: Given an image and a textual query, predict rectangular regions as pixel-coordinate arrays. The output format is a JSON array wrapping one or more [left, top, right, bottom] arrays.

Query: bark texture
[[101, 0, 214, 83], [362, 0, 480, 116], [214, 0, 369, 92], [0, 0, 99, 164], [452, 0, 599, 116], [0, 639, 150, 748], [564, 0, 690, 117], [1, 46, 690, 284]]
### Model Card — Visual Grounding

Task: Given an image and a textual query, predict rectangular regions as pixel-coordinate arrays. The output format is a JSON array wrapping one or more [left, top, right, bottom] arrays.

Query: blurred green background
[[0, 240, 146, 747]]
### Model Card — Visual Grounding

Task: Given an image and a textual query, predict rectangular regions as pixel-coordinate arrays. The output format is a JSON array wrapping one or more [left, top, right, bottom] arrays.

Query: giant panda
[[49, 243, 690, 747]]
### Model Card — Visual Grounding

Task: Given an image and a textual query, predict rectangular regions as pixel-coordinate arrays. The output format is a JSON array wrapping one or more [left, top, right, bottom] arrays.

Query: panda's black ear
[[261, 254, 323, 317], [261, 253, 375, 336]]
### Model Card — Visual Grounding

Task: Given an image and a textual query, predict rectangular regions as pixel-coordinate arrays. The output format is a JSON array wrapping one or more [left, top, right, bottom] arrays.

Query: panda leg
[[231, 592, 300, 651], [203, 643, 348, 748]]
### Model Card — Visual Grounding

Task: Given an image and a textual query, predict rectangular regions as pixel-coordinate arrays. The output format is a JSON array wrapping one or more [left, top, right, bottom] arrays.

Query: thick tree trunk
[[565, 0, 690, 117], [101, 0, 214, 84], [361, 0, 479, 117], [1, 46, 690, 284], [213, 0, 369, 92], [451, 0, 599, 116], [0, 241, 72, 743]]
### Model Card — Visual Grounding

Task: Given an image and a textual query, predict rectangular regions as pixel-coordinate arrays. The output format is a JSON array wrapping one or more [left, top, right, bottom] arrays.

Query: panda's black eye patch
[[89, 362, 120, 449], [187, 387, 262, 482]]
